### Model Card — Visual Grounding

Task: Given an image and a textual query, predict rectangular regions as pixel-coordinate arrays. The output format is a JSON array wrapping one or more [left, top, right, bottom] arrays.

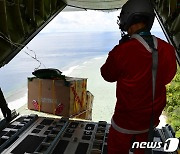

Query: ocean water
[[0, 31, 166, 97], [0, 31, 120, 97], [0, 31, 167, 122]]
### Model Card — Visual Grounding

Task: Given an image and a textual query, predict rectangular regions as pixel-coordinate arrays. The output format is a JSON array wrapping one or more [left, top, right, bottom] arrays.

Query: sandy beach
[[1, 55, 167, 128], [65, 55, 167, 126], [63, 56, 116, 123]]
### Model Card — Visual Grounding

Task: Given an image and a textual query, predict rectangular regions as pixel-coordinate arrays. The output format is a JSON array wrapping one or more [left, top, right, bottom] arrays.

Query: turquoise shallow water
[[0, 31, 120, 97], [0, 31, 166, 122]]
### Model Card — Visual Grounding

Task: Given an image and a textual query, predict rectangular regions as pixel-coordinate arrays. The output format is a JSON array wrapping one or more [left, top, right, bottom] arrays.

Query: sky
[[40, 9, 162, 33]]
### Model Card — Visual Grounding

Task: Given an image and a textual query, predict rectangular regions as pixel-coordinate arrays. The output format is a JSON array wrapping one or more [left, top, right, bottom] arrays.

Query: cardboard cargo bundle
[[86, 91, 94, 110], [75, 91, 94, 120], [28, 77, 93, 119]]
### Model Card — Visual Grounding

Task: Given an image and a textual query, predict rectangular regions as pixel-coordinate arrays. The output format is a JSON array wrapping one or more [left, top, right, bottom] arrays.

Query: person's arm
[[100, 46, 120, 82], [164, 47, 177, 85], [0, 88, 11, 122]]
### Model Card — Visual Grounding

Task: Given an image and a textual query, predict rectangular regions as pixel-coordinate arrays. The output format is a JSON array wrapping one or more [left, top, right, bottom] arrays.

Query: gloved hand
[[0, 88, 11, 122], [1, 105, 11, 122]]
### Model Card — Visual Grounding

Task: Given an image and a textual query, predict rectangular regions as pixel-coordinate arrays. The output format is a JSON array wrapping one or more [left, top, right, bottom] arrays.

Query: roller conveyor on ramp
[[0, 111, 178, 154]]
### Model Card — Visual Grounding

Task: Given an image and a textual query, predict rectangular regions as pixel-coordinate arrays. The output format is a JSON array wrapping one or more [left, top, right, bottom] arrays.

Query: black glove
[[0, 88, 11, 122], [1, 105, 11, 122]]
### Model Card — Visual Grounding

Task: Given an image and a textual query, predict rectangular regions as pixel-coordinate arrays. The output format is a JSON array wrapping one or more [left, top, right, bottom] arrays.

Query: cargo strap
[[72, 81, 80, 112], [51, 80, 65, 115], [71, 80, 86, 113], [111, 118, 149, 134], [69, 109, 90, 118], [81, 79, 86, 108], [52, 80, 56, 115], [38, 79, 42, 112]]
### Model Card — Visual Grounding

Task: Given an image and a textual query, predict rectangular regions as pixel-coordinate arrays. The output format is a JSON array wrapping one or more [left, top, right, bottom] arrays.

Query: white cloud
[[41, 10, 120, 33], [41, 10, 162, 33]]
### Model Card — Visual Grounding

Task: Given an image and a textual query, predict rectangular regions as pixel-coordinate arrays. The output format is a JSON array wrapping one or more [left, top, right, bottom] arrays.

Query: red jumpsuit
[[101, 35, 177, 154]]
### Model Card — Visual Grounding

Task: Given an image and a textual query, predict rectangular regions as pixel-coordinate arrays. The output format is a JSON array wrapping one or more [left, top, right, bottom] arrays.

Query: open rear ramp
[[0, 0, 180, 67]]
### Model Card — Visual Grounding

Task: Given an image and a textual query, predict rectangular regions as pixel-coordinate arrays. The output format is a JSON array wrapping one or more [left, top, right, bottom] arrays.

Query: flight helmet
[[118, 0, 155, 31]]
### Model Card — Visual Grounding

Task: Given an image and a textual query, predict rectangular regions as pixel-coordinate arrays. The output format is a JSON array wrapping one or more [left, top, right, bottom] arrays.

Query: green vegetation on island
[[165, 65, 180, 138]]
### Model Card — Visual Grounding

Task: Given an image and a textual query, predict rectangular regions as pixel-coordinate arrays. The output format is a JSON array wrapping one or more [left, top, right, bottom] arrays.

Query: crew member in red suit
[[100, 0, 177, 153]]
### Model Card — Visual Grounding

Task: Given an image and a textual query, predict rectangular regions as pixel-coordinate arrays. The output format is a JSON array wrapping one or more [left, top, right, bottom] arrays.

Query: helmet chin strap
[[121, 30, 130, 39], [119, 30, 130, 44], [118, 19, 130, 43], [121, 30, 125, 36], [120, 30, 128, 37]]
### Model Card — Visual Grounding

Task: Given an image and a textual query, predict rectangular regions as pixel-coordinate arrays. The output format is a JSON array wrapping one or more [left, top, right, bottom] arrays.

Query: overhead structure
[[153, 0, 180, 64], [0, 0, 179, 67], [0, 0, 67, 67], [62, 0, 127, 10]]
